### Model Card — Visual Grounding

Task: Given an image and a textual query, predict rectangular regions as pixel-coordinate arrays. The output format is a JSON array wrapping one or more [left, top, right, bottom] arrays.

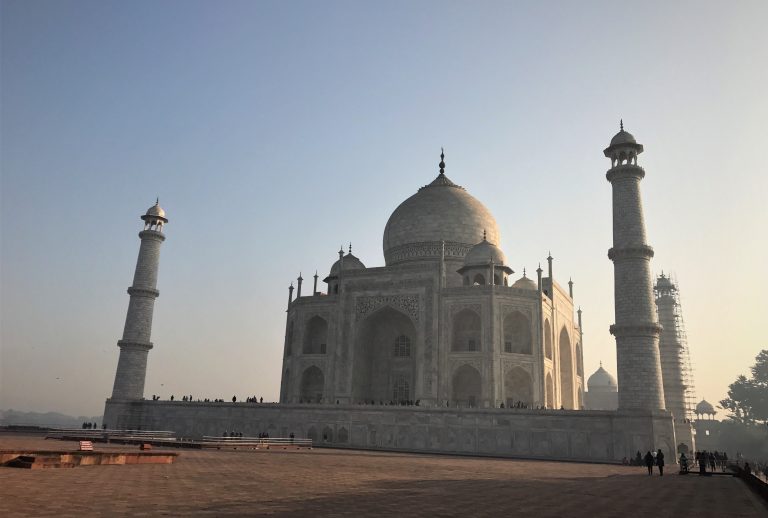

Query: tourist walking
[[644, 451, 654, 475], [656, 449, 665, 476]]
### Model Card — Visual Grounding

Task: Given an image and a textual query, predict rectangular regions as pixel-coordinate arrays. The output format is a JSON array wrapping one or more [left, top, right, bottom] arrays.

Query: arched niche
[[473, 273, 486, 285], [353, 306, 416, 403], [286, 320, 294, 356], [559, 327, 574, 409], [545, 372, 554, 409], [452, 308, 481, 352], [503, 311, 532, 354], [544, 319, 553, 360], [303, 316, 328, 354], [576, 342, 584, 377], [452, 364, 481, 407], [280, 368, 290, 403], [300, 365, 324, 403], [504, 366, 532, 407]]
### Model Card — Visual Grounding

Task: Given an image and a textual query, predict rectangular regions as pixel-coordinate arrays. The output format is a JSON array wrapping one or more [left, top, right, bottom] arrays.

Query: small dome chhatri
[[327, 250, 366, 279], [146, 198, 166, 218], [463, 231, 507, 267], [512, 269, 537, 290], [610, 119, 637, 146], [587, 363, 618, 392], [141, 197, 168, 229], [696, 399, 716, 415]]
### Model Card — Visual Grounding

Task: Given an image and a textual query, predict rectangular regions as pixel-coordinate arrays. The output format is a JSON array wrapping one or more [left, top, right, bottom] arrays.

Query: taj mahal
[[279, 150, 583, 411], [104, 124, 697, 463]]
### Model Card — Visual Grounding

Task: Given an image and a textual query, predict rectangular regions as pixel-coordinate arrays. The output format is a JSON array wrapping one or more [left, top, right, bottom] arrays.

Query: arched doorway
[[452, 364, 481, 407], [353, 306, 416, 403], [504, 367, 532, 407], [559, 328, 574, 409], [453, 309, 481, 352], [300, 366, 324, 403], [503, 311, 532, 354], [303, 316, 328, 354]]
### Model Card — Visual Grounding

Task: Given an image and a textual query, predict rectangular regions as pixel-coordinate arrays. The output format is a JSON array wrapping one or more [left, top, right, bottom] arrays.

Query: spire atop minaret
[[439, 148, 445, 175]]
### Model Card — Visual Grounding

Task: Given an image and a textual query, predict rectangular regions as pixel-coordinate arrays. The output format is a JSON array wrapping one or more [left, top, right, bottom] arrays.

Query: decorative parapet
[[385, 241, 472, 265], [127, 287, 160, 298], [117, 339, 154, 351], [606, 164, 646, 182]]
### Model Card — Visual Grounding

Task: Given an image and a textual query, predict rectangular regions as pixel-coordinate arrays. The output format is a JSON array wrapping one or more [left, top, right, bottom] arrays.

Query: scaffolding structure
[[654, 273, 697, 421]]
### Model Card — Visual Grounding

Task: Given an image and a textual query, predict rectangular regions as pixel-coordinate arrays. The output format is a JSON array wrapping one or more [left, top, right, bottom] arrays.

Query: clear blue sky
[[2, 0, 766, 417]]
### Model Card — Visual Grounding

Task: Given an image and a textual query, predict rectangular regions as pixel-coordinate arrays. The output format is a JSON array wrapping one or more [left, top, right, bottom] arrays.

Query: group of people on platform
[[622, 449, 735, 476], [150, 395, 270, 403], [80, 421, 100, 429], [693, 450, 729, 473]]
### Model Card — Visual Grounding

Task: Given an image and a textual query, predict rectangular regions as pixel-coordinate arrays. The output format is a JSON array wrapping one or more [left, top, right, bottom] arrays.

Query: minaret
[[605, 122, 665, 411], [654, 273, 691, 420], [110, 200, 168, 400]]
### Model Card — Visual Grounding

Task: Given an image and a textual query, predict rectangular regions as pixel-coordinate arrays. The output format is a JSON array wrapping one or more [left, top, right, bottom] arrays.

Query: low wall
[[104, 399, 676, 463]]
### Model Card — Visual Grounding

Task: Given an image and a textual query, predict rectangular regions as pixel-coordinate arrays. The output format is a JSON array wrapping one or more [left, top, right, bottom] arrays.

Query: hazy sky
[[2, 0, 766, 417]]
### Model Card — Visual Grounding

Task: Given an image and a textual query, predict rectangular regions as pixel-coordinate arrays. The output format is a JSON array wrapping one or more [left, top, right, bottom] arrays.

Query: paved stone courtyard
[[1, 435, 766, 517]]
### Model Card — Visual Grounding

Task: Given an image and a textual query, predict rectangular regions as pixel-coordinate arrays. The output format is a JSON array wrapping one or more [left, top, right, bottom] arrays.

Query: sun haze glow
[[1, 0, 766, 417]]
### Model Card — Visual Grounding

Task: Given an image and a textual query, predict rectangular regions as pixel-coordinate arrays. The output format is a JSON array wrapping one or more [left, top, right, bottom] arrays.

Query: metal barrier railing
[[201, 436, 312, 448], [46, 429, 177, 441]]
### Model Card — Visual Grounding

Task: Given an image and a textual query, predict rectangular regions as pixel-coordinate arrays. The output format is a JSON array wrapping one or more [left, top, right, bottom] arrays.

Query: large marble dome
[[383, 158, 500, 266]]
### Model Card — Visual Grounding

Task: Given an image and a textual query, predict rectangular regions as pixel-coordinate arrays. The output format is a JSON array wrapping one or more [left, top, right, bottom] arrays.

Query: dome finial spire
[[483, 229, 487, 241], [620, 119, 624, 132], [348, 242, 352, 254], [439, 148, 445, 175]]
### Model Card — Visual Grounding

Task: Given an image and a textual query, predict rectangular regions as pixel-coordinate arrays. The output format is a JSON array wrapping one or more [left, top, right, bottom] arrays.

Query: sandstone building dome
[[383, 152, 500, 265]]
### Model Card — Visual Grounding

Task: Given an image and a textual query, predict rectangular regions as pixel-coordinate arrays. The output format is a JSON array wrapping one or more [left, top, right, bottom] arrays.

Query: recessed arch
[[452, 364, 481, 407], [545, 372, 554, 409], [452, 308, 481, 352], [353, 306, 416, 403], [300, 365, 324, 403], [286, 320, 294, 356], [393, 374, 410, 402], [303, 316, 328, 354], [280, 368, 290, 403], [504, 366, 532, 407], [473, 273, 486, 285], [503, 311, 532, 354], [576, 342, 583, 377], [544, 319, 553, 360], [559, 327, 574, 409]]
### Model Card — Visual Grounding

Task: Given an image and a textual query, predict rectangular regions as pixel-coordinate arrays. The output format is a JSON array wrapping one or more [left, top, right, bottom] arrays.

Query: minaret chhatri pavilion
[[110, 200, 168, 400], [605, 122, 666, 411]]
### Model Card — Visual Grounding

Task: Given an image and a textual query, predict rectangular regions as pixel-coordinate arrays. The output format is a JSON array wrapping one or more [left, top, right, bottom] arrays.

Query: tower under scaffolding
[[654, 273, 697, 421]]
